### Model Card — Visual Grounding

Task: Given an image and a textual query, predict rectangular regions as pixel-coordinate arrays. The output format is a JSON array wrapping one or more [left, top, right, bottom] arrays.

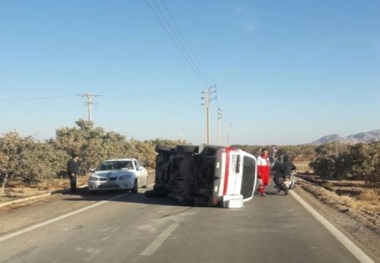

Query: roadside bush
[[0, 132, 35, 194], [0, 120, 189, 192], [19, 143, 69, 184], [310, 142, 380, 186]]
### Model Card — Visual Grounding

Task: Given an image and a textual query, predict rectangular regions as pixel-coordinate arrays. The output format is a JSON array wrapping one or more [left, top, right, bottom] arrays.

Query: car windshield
[[96, 160, 133, 171]]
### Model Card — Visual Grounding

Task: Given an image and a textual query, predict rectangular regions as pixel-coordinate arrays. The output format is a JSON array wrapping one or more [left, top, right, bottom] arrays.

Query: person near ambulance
[[273, 154, 297, 188], [257, 148, 271, 196], [282, 154, 297, 185]]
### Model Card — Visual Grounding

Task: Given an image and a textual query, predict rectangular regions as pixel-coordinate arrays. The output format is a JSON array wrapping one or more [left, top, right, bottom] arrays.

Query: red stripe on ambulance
[[222, 147, 232, 195]]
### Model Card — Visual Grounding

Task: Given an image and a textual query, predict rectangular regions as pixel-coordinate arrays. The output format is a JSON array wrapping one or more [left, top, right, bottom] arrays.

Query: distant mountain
[[312, 129, 380, 145]]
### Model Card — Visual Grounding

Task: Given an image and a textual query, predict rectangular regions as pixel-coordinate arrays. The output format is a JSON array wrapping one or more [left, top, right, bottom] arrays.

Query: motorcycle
[[275, 172, 296, 195], [271, 156, 297, 195], [276, 175, 290, 195]]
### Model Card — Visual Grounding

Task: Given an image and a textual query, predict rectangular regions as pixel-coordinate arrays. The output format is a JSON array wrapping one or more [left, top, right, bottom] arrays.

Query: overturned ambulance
[[145, 144, 258, 208]]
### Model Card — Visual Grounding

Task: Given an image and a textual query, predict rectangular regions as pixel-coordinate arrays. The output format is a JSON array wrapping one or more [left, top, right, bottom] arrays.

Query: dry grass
[[356, 189, 380, 212], [341, 195, 358, 210], [338, 190, 380, 212], [299, 172, 380, 214], [293, 154, 315, 162], [358, 189, 380, 202], [293, 160, 312, 174], [0, 175, 89, 200]]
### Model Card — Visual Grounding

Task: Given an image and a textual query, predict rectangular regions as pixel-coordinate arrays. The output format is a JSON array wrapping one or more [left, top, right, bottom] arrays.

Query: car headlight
[[119, 174, 132, 180], [89, 176, 99, 181]]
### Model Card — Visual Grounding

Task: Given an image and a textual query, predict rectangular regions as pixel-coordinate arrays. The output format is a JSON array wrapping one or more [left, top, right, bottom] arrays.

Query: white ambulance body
[[216, 147, 258, 207], [146, 145, 258, 208]]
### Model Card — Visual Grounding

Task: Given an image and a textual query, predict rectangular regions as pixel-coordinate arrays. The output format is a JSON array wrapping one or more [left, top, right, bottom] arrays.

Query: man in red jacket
[[257, 148, 271, 196]]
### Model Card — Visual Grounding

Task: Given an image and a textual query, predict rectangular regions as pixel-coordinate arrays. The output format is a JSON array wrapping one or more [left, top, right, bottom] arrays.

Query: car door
[[133, 160, 147, 186]]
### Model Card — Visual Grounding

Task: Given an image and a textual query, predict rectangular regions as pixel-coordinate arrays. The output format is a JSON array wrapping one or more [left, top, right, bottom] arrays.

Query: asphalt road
[[0, 185, 375, 263]]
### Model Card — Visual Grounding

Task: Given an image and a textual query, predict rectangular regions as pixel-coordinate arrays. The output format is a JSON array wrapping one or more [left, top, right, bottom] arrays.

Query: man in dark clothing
[[273, 154, 297, 188], [67, 154, 80, 192], [282, 154, 296, 175], [272, 159, 283, 188]]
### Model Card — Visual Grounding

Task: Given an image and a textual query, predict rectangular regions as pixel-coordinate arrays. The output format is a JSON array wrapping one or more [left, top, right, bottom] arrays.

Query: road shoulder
[[294, 182, 380, 262]]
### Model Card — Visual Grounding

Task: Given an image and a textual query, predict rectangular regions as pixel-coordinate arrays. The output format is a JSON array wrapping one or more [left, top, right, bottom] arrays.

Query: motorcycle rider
[[274, 154, 297, 190], [282, 154, 297, 178]]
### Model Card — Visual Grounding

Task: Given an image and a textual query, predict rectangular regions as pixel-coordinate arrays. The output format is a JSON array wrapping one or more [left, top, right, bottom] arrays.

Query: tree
[[19, 142, 69, 184], [52, 119, 94, 157], [310, 141, 380, 186], [0, 132, 34, 194], [347, 143, 380, 185], [309, 142, 348, 179]]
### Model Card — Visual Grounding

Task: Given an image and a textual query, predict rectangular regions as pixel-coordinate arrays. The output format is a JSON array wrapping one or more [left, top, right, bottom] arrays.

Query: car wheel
[[131, 179, 138, 193]]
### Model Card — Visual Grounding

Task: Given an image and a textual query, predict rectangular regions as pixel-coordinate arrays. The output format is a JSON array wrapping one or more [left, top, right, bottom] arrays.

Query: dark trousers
[[273, 174, 283, 187], [69, 175, 77, 192]]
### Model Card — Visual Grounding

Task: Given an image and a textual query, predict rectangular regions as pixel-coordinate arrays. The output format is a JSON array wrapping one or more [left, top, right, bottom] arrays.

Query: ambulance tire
[[155, 144, 172, 154]]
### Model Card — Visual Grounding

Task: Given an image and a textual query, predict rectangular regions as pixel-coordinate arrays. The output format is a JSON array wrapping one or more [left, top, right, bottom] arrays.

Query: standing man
[[257, 148, 271, 196], [67, 154, 80, 193]]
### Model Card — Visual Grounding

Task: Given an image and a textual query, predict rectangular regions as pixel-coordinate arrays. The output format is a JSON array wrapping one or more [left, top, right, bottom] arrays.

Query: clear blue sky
[[1, 0, 379, 145]]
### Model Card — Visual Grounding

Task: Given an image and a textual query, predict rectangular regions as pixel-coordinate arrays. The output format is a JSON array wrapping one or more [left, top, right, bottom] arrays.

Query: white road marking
[[140, 223, 179, 256], [0, 194, 126, 243], [290, 190, 375, 263]]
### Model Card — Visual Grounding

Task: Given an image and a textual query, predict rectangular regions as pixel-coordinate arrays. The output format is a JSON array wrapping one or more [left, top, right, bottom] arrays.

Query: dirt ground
[[0, 175, 89, 206]]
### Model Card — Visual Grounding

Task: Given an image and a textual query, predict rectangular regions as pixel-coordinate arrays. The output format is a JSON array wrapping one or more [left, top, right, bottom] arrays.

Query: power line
[[157, 0, 214, 85], [145, 0, 213, 86], [0, 95, 77, 102]]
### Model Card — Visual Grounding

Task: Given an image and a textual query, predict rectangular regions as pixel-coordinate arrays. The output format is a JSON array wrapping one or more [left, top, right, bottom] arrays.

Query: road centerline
[[0, 194, 126, 243], [140, 223, 179, 256]]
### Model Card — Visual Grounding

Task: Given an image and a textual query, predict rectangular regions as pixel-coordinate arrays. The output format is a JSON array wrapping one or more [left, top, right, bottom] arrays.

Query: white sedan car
[[88, 158, 148, 193]]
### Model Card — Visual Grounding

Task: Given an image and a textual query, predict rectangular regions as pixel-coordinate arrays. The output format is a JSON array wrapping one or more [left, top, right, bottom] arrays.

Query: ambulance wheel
[[155, 144, 171, 154]]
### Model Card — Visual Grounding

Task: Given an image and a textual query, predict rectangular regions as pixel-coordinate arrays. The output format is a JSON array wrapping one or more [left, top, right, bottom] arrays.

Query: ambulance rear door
[[240, 153, 257, 202]]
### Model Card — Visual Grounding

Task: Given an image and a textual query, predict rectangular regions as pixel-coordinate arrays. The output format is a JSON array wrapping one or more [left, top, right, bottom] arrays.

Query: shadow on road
[[60, 187, 182, 207], [59, 184, 294, 209]]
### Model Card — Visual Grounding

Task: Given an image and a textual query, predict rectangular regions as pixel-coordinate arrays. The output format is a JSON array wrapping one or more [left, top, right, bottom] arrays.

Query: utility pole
[[226, 122, 232, 146], [218, 108, 222, 145], [201, 85, 217, 144], [79, 93, 100, 121]]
